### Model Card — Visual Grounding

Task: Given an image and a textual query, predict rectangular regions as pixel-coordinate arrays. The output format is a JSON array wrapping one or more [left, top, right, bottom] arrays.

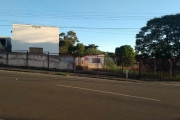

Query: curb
[[0, 67, 143, 83]]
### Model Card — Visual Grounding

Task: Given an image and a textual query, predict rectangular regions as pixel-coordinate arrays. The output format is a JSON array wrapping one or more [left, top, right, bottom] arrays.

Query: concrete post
[[26, 51, 29, 67], [73, 55, 75, 72], [126, 70, 128, 78], [47, 52, 49, 69], [6, 51, 8, 65], [169, 59, 172, 78], [139, 59, 142, 80]]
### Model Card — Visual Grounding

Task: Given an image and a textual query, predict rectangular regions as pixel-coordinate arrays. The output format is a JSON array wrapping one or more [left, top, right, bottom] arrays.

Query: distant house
[[75, 55, 104, 69]]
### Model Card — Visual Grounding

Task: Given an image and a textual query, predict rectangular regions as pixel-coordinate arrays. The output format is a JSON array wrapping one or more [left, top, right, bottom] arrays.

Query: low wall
[[0, 52, 74, 70]]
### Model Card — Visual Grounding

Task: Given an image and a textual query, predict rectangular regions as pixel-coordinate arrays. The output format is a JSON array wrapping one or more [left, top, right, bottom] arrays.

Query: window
[[92, 58, 100, 63]]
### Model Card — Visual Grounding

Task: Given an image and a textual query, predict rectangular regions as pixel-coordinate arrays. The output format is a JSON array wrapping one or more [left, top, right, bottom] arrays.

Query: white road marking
[[56, 84, 161, 102]]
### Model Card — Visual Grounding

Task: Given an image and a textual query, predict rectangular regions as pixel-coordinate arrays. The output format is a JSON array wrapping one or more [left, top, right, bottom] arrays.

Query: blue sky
[[0, 0, 180, 52]]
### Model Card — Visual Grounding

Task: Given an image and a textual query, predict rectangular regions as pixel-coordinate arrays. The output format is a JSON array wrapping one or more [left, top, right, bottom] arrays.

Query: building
[[75, 55, 105, 69], [11, 24, 59, 53], [0, 36, 12, 52]]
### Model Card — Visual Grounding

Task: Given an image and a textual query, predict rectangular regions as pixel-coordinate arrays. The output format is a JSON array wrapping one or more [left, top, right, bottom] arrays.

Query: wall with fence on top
[[0, 51, 74, 70]]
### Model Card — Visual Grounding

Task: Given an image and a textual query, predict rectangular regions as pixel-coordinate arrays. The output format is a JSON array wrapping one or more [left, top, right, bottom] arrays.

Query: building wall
[[75, 55, 105, 69], [87, 55, 104, 69], [0, 53, 6, 64], [49, 55, 73, 70], [0, 52, 74, 70], [12, 24, 59, 53], [8, 52, 27, 66], [28, 53, 47, 68]]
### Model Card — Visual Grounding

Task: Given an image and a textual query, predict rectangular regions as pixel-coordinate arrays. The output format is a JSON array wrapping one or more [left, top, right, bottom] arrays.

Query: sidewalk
[[0, 66, 140, 83]]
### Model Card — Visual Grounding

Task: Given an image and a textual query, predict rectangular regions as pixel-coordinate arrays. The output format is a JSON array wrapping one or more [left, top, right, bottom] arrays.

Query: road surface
[[0, 70, 180, 120]]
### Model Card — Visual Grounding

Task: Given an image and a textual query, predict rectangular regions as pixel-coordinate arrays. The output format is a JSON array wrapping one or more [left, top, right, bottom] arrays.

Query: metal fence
[[138, 58, 180, 80], [1, 51, 179, 80], [74, 55, 139, 78], [74, 55, 180, 80]]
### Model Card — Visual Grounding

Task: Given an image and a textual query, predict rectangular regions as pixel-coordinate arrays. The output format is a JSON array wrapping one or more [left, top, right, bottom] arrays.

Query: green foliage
[[84, 44, 102, 55], [84, 48, 102, 55], [59, 31, 79, 54], [135, 14, 180, 58], [115, 45, 135, 66], [75, 43, 85, 56], [104, 55, 117, 70]]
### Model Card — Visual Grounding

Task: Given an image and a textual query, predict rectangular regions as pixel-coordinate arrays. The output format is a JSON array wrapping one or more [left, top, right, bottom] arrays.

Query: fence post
[[97, 55, 99, 69], [6, 51, 8, 66], [47, 52, 49, 69], [169, 59, 172, 78], [96, 55, 98, 75], [153, 59, 156, 74], [126, 70, 128, 78], [26, 51, 28, 68], [121, 59, 124, 74], [138, 59, 142, 80], [73, 55, 75, 72]]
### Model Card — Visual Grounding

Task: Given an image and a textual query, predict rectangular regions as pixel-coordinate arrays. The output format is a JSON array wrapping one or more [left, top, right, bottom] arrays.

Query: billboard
[[12, 24, 59, 53]]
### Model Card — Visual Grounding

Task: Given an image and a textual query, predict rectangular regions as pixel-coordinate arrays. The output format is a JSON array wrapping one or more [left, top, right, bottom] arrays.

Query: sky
[[0, 0, 180, 53]]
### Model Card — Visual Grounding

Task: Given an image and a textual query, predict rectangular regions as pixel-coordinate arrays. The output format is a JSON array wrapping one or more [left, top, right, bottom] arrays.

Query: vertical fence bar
[[96, 55, 98, 75], [139, 59, 142, 80], [97, 55, 99, 69], [47, 52, 49, 69], [169, 59, 172, 78], [26, 51, 28, 68], [122, 59, 124, 74], [73, 55, 75, 72], [6, 51, 8, 66]]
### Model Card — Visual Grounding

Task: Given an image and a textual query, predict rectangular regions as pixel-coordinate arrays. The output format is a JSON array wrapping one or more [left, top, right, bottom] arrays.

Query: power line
[[0, 9, 177, 20], [0, 24, 140, 30], [0, 9, 175, 14]]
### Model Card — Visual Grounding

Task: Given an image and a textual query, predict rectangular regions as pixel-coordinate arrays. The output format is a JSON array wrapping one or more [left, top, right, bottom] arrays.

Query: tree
[[135, 14, 180, 58], [75, 43, 85, 56], [115, 45, 135, 66], [85, 44, 99, 50], [59, 31, 79, 54], [84, 44, 102, 55]]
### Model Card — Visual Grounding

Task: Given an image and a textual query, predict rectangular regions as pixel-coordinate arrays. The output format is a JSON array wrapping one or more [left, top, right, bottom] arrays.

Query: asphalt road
[[0, 70, 180, 120]]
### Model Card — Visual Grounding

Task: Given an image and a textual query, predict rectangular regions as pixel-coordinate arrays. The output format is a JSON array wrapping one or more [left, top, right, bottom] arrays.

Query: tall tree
[[84, 44, 102, 55], [75, 43, 85, 56], [59, 31, 79, 54], [135, 14, 180, 58], [115, 45, 135, 66]]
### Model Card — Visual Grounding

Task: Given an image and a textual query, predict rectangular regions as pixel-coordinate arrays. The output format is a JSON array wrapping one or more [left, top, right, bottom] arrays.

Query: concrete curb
[[0, 67, 144, 83]]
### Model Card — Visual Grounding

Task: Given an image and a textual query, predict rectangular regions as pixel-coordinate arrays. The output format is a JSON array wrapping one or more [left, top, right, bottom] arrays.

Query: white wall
[[8, 53, 27, 66], [0, 53, 6, 64], [0, 52, 74, 70], [12, 24, 59, 53], [49, 55, 74, 70], [28, 54, 47, 68], [87, 55, 104, 69]]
